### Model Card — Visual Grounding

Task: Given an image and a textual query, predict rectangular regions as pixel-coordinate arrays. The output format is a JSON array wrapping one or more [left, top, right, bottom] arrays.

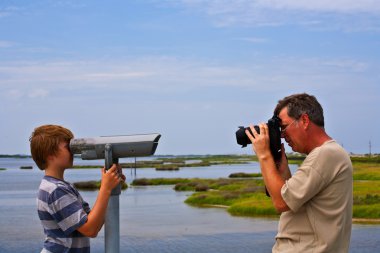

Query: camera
[[236, 115, 282, 161]]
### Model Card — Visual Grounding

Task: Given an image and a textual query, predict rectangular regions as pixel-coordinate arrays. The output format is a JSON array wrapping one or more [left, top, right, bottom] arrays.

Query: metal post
[[104, 144, 121, 253]]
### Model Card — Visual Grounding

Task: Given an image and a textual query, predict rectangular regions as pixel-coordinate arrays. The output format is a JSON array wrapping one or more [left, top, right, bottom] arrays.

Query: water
[[0, 158, 379, 252]]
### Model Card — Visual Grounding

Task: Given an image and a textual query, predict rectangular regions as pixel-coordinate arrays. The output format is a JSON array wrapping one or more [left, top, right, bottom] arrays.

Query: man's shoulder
[[308, 140, 347, 159], [302, 140, 351, 169], [319, 140, 350, 160], [304, 140, 352, 176]]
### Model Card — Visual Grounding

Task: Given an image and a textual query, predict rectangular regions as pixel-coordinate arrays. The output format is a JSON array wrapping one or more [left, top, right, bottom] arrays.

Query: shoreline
[[200, 204, 380, 224]]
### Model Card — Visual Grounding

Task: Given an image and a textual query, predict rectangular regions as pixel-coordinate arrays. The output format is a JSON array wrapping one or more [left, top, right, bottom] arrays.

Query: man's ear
[[301, 113, 310, 129]]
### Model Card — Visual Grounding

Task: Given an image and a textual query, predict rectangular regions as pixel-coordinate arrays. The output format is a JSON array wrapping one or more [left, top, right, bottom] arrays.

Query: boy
[[30, 124, 125, 253]]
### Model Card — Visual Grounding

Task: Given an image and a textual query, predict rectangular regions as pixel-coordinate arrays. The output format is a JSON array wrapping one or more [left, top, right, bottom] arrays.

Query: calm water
[[0, 157, 379, 253]]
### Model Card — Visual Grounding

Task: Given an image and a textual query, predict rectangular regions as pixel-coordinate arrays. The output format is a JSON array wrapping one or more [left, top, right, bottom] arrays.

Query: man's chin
[[288, 142, 297, 152]]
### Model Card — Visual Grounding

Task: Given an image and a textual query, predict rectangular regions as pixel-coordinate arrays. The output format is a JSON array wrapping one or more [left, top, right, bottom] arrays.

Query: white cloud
[[0, 40, 14, 48], [4, 88, 49, 100], [176, 0, 380, 30], [7, 89, 24, 99], [180, 0, 380, 14], [0, 55, 374, 98], [0, 6, 21, 18], [234, 37, 269, 43], [28, 88, 49, 98], [83, 71, 154, 82], [257, 0, 380, 13]]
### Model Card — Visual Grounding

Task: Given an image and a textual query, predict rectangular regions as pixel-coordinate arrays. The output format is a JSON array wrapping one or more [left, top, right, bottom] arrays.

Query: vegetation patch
[[20, 166, 33, 169], [229, 172, 262, 178], [155, 164, 180, 171], [228, 196, 277, 217], [131, 178, 191, 186], [353, 162, 380, 180], [177, 178, 276, 217], [74, 181, 128, 191], [66, 154, 380, 223]]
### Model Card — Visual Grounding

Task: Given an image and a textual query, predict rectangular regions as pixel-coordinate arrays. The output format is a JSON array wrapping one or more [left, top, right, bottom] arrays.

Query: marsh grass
[[178, 178, 277, 216], [155, 164, 180, 171], [132, 178, 191, 186], [353, 162, 380, 180], [72, 155, 380, 222], [185, 187, 278, 217], [131, 156, 380, 222], [74, 181, 128, 191], [351, 161, 380, 220], [229, 172, 262, 178]]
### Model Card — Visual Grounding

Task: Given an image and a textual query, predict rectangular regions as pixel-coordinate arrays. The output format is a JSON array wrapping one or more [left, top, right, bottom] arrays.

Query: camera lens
[[235, 125, 260, 147], [235, 115, 281, 162]]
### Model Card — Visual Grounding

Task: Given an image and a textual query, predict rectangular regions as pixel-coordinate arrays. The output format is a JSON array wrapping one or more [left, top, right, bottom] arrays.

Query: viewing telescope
[[69, 133, 161, 253], [70, 134, 161, 160]]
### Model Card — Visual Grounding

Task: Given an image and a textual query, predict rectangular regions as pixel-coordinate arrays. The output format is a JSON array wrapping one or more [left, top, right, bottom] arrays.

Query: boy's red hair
[[30, 125, 74, 170]]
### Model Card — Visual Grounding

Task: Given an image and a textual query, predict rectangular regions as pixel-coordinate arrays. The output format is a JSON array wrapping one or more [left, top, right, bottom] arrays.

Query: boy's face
[[50, 141, 74, 169]]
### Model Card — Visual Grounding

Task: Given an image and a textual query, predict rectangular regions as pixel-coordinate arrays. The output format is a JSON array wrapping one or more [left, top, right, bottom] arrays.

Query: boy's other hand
[[100, 164, 125, 193]]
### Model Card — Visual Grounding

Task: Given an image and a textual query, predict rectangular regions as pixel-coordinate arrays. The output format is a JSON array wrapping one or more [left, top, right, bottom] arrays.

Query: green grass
[[228, 195, 278, 216], [72, 154, 380, 222], [128, 155, 380, 222], [229, 172, 262, 178], [353, 162, 380, 180], [353, 204, 380, 219], [74, 181, 128, 191], [182, 179, 277, 217], [131, 178, 191, 186]]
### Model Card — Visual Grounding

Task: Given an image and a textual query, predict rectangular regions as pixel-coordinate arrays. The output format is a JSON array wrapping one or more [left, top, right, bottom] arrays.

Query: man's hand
[[276, 144, 291, 180], [245, 123, 272, 160], [245, 123, 290, 213]]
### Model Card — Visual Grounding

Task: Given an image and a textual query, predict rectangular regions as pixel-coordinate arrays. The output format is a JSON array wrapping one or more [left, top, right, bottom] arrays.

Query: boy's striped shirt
[[37, 176, 91, 253]]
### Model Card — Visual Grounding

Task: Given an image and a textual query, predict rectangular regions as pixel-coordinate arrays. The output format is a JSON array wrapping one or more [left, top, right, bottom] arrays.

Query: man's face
[[278, 107, 302, 153]]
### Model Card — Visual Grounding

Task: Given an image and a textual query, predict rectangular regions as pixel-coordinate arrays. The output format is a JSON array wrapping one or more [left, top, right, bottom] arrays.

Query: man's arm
[[246, 124, 290, 213], [276, 144, 292, 181], [77, 164, 123, 237]]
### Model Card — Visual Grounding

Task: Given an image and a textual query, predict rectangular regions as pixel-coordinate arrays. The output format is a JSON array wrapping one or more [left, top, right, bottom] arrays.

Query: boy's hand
[[101, 164, 125, 193]]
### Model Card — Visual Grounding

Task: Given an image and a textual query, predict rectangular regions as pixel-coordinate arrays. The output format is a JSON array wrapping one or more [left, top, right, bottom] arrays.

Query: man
[[246, 93, 352, 253]]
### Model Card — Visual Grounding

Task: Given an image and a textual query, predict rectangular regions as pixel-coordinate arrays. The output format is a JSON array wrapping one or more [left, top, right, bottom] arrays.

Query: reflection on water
[[0, 158, 379, 253]]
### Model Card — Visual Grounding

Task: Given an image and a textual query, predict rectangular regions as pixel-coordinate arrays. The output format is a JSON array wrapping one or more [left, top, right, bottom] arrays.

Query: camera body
[[236, 115, 282, 161]]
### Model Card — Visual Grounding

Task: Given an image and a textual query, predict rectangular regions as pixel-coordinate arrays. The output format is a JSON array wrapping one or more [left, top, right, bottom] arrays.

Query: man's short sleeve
[[281, 163, 326, 212]]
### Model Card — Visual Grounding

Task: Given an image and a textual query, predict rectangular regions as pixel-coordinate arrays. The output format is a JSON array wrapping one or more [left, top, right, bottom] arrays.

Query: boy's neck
[[45, 167, 65, 180]]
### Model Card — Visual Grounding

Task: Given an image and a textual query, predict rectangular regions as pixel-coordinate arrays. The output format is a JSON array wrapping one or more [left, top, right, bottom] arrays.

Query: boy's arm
[[77, 164, 123, 238]]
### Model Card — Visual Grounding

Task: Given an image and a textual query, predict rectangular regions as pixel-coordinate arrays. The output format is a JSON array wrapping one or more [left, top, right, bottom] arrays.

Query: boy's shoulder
[[38, 176, 79, 203], [40, 176, 69, 191]]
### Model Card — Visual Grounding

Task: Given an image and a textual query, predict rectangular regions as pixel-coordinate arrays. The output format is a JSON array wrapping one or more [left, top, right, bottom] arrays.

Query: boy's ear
[[46, 154, 55, 166]]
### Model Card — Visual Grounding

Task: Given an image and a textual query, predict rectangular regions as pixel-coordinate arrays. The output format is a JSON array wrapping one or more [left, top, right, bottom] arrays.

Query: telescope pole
[[104, 144, 121, 253]]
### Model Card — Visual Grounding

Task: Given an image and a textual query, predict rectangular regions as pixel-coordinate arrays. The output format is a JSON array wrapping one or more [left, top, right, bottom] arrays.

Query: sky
[[1, 0, 379, 156]]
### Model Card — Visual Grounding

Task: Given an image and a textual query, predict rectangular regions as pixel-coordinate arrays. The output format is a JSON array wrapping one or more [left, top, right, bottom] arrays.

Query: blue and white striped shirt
[[37, 176, 91, 253]]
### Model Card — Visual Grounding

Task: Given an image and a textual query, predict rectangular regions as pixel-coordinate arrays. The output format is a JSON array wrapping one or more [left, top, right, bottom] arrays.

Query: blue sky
[[1, 0, 379, 155]]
